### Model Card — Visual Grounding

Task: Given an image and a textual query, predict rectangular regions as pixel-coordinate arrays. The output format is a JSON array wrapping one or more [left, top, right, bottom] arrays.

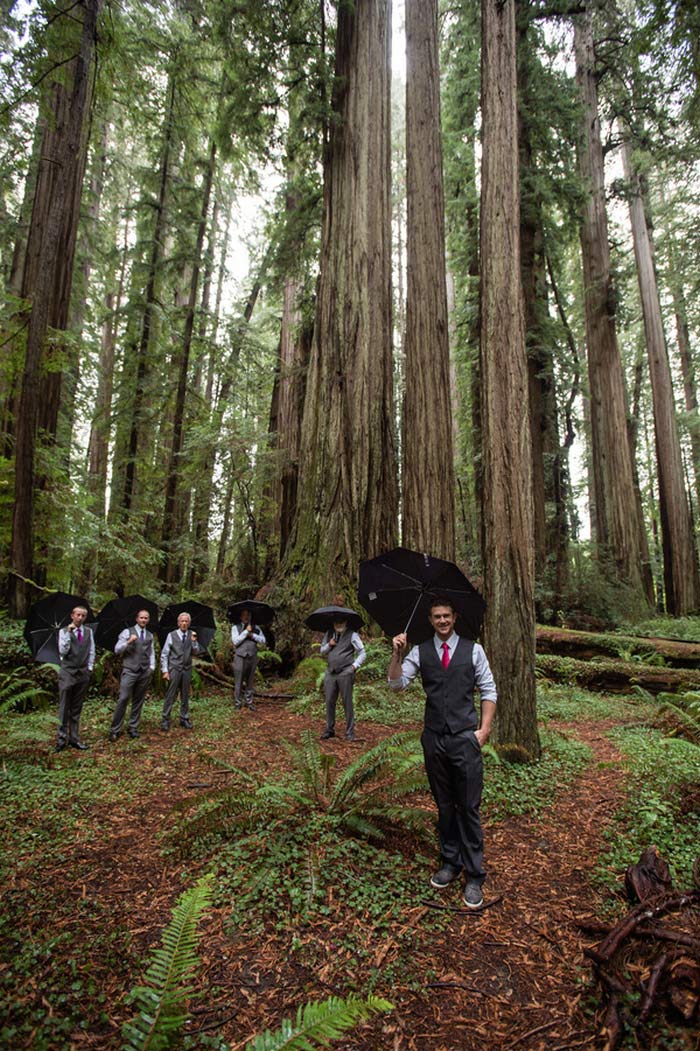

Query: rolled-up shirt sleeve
[[351, 633, 366, 670], [115, 628, 131, 656], [160, 633, 172, 672], [473, 644, 497, 702], [389, 644, 421, 689], [58, 628, 71, 657]]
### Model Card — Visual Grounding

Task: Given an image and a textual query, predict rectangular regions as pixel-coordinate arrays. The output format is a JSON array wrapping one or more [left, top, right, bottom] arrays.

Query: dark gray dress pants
[[234, 654, 257, 707], [57, 671, 91, 744], [162, 669, 191, 722], [421, 727, 485, 884]]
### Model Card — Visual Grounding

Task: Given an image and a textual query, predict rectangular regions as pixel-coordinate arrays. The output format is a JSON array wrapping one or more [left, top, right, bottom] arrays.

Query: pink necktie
[[77, 628, 83, 642], [441, 642, 450, 669]]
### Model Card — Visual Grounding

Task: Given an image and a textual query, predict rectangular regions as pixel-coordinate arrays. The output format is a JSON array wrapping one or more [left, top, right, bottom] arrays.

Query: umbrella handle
[[402, 592, 424, 637]]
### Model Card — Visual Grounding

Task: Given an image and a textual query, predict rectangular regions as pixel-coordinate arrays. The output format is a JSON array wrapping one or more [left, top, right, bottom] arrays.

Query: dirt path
[[12, 701, 630, 1050]]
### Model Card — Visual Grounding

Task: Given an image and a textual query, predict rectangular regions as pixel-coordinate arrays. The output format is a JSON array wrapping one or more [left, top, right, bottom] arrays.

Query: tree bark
[[622, 139, 700, 613], [573, 8, 653, 608], [283, 0, 398, 598], [8, 0, 101, 617], [403, 0, 455, 558], [480, 0, 538, 756]]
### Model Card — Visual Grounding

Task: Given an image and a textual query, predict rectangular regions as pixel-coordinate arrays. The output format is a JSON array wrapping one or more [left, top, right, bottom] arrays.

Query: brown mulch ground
[[5, 697, 689, 1050]]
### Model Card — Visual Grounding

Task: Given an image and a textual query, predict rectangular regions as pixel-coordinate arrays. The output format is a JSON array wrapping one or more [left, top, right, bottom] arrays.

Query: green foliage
[[172, 730, 430, 854], [597, 726, 700, 889], [483, 728, 592, 822], [625, 615, 700, 643], [0, 669, 51, 714], [655, 691, 700, 743], [122, 876, 213, 1051], [536, 682, 632, 723], [291, 657, 326, 695], [246, 994, 392, 1051]]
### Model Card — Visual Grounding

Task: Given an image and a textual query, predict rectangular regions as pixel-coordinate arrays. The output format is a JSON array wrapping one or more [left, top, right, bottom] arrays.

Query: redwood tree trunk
[[8, 0, 101, 617], [622, 139, 700, 613], [574, 9, 653, 608], [284, 0, 398, 597], [403, 0, 455, 558], [480, 0, 538, 756]]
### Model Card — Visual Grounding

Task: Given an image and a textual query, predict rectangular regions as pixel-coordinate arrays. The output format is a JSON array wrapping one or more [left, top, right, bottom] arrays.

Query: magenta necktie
[[441, 642, 450, 669], [77, 628, 83, 642]]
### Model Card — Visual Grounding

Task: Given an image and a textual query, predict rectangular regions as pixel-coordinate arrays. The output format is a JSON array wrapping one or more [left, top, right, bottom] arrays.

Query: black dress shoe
[[108, 732, 119, 742], [128, 730, 139, 739], [161, 720, 170, 731], [69, 740, 90, 750], [320, 729, 335, 740], [180, 719, 193, 730], [55, 741, 67, 752], [246, 703, 256, 712]]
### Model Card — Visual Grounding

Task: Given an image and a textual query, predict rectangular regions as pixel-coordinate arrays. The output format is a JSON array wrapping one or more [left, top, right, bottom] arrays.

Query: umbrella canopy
[[305, 605, 364, 633], [226, 600, 275, 626], [95, 594, 160, 651], [358, 547, 486, 645], [24, 592, 96, 664], [158, 600, 217, 655]]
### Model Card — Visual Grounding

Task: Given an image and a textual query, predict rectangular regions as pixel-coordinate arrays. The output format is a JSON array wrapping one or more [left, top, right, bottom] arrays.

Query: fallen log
[[536, 625, 700, 668], [535, 654, 700, 694]]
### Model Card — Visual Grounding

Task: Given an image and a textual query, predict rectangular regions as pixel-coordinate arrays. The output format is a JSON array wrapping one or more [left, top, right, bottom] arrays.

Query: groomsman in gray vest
[[109, 609, 156, 740], [56, 605, 95, 751], [160, 612, 200, 730], [388, 597, 496, 909], [320, 617, 366, 742], [231, 608, 266, 710]]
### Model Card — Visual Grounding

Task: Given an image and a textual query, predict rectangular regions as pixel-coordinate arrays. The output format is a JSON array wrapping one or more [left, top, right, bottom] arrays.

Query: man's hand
[[392, 633, 407, 655], [328, 637, 337, 648], [68, 623, 76, 633], [191, 632, 198, 641], [475, 726, 490, 748], [127, 633, 137, 645], [163, 671, 170, 681]]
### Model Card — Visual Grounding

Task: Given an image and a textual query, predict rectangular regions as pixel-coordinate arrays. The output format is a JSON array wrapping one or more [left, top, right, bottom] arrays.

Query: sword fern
[[245, 994, 392, 1051], [121, 875, 213, 1051]]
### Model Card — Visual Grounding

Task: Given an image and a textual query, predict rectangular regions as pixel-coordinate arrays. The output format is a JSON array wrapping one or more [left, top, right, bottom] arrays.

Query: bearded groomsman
[[56, 605, 95, 751], [109, 609, 155, 741], [231, 607, 266, 710], [160, 612, 199, 730]]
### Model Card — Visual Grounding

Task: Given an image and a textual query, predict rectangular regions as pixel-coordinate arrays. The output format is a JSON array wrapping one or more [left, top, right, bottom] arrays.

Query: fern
[[245, 994, 392, 1051], [0, 670, 49, 715], [122, 875, 213, 1051]]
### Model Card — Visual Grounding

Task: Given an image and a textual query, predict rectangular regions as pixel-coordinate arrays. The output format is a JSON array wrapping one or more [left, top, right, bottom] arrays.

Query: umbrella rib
[[377, 563, 424, 587]]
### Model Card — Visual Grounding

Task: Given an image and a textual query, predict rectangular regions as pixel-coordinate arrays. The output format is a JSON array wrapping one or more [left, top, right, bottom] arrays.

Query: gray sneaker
[[463, 881, 484, 909], [430, 865, 462, 889]]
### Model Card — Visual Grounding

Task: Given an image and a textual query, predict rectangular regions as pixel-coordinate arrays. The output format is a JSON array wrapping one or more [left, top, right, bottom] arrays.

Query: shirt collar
[[433, 631, 458, 653]]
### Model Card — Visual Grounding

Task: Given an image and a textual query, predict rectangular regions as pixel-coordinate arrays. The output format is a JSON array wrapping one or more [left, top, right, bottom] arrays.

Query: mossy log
[[536, 653, 700, 694], [536, 625, 700, 668]]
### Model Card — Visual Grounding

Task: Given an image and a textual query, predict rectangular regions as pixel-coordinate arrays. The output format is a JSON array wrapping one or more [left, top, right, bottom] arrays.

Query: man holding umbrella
[[307, 606, 366, 743], [56, 605, 95, 751], [109, 610, 156, 741], [230, 607, 267, 711], [160, 612, 200, 731], [388, 597, 496, 909]]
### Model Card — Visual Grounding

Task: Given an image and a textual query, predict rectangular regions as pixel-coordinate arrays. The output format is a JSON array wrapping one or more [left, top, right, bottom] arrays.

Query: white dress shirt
[[390, 632, 497, 701]]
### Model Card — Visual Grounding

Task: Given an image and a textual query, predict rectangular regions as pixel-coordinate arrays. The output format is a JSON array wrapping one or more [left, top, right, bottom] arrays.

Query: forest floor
[[1, 676, 698, 1051]]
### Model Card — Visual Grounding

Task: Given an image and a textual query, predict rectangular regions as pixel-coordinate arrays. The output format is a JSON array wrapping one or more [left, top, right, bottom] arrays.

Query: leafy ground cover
[[0, 666, 698, 1049]]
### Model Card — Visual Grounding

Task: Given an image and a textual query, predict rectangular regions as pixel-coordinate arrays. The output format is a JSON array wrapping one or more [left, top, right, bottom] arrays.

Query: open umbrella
[[24, 592, 96, 664], [158, 600, 217, 656], [226, 600, 275, 626], [305, 605, 364, 633], [358, 547, 486, 644], [95, 594, 160, 650]]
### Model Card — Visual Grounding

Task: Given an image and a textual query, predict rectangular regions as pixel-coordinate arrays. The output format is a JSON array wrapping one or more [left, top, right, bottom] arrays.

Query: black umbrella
[[24, 592, 96, 665], [226, 600, 275, 626], [95, 594, 160, 651], [158, 600, 217, 655], [358, 547, 486, 644], [305, 605, 364, 633]]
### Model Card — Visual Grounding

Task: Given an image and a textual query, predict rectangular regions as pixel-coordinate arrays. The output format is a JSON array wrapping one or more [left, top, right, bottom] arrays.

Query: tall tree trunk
[[403, 0, 455, 558], [119, 69, 177, 515], [622, 140, 700, 613], [573, 8, 653, 608], [8, 0, 101, 617], [284, 0, 398, 597], [160, 136, 217, 584], [480, 0, 538, 756]]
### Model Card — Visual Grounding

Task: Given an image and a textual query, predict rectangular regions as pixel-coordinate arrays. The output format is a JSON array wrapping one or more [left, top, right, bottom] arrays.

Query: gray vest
[[419, 637, 477, 733], [166, 630, 193, 672], [61, 627, 92, 671], [122, 627, 153, 674], [234, 624, 259, 659], [327, 630, 355, 674]]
